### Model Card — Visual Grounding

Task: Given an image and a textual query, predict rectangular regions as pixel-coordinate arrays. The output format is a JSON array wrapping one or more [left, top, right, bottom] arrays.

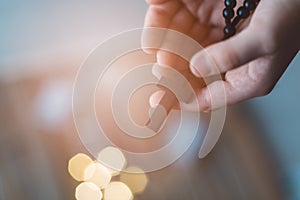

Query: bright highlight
[[75, 182, 103, 200], [68, 153, 93, 181], [104, 182, 133, 200], [97, 146, 127, 176], [84, 161, 112, 189]]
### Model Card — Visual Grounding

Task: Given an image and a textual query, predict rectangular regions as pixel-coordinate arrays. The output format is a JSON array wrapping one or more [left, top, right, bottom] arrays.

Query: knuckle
[[259, 28, 279, 55], [250, 20, 279, 55]]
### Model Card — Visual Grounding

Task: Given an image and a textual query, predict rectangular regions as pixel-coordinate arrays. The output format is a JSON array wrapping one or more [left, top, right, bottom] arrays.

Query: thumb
[[190, 26, 267, 77]]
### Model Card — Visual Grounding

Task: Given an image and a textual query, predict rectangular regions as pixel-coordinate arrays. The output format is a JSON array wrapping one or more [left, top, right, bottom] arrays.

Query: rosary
[[223, 0, 260, 39]]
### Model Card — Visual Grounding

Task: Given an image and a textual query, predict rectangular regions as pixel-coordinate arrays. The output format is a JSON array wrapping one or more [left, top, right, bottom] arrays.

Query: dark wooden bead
[[225, 19, 231, 25], [232, 15, 241, 26], [224, 0, 236, 8], [223, 0, 260, 40], [244, 0, 256, 10], [223, 8, 234, 19], [237, 7, 250, 18], [224, 24, 236, 36]]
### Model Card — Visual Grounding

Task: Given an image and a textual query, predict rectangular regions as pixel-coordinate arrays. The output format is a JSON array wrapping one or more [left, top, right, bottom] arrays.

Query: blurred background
[[0, 0, 299, 199]]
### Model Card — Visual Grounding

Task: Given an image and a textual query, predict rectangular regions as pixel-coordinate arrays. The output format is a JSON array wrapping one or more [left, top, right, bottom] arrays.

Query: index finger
[[142, 0, 181, 53]]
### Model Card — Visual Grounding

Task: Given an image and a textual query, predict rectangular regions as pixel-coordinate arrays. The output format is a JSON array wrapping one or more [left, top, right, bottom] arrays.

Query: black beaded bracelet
[[223, 0, 260, 39]]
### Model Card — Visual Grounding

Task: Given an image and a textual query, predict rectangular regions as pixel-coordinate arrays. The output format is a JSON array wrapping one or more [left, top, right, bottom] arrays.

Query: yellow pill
[[104, 182, 133, 200], [84, 161, 112, 189], [68, 153, 93, 181], [75, 182, 102, 200], [120, 166, 148, 194]]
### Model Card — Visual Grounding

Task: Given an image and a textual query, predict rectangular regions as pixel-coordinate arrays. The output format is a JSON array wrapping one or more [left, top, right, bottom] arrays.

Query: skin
[[144, 0, 300, 111]]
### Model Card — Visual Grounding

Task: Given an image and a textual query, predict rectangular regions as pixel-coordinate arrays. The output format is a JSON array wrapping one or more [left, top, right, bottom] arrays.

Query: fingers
[[157, 52, 189, 71], [142, 1, 181, 53], [150, 64, 269, 112], [193, 48, 296, 112], [155, 4, 196, 71], [143, 0, 197, 60], [196, 59, 275, 111], [190, 26, 266, 78], [150, 61, 268, 112], [144, 1, 181, 28]]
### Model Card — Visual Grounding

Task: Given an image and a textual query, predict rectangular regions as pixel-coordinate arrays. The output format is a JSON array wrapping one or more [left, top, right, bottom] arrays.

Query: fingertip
[[151, 63, 162, 79], [157, 50, 189, 71], [149, 90, 165, 107], [190, 50, 215, 78], [142, 47, 157, 55], [197, 89, 212, 112], [189, 57, 201, 77], [141, 27, 166, 55]]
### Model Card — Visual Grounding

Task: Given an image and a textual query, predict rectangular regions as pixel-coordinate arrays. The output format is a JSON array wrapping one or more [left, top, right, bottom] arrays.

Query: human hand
[[143, 0, 300, 111]]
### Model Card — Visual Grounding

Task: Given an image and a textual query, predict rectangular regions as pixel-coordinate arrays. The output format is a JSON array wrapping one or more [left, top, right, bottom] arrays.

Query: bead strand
[[223, 0, 260, 40]]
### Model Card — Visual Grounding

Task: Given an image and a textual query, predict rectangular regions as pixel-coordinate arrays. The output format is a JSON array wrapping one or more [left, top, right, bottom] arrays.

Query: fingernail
[[202, 108, 211, 113], [149, 90, 165, 108], [152, 63, 161, 79]]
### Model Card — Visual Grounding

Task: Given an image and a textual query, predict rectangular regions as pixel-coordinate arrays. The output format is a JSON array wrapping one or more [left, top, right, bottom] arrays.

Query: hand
[[143, 0, 300, 111]]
